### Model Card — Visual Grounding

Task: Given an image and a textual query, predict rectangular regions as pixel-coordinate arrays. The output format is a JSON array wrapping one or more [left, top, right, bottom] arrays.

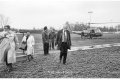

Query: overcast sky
[[0, 0, 120, 29]]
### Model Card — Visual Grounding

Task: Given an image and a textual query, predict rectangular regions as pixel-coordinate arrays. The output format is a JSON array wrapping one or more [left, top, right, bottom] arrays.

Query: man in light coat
[[22, 32, 35, 61], [0, 25, 19, 72]]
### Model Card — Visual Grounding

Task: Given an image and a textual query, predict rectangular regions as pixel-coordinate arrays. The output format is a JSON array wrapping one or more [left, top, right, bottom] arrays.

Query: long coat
[[22, 35, 35, 55], [55, 29, 71, 50], [49, 31, 56, 41], [0, 31, 18, 64]]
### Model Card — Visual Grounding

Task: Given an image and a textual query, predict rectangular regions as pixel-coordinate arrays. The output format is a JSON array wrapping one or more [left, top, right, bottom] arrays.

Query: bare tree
[[0, 14, 10, 29]]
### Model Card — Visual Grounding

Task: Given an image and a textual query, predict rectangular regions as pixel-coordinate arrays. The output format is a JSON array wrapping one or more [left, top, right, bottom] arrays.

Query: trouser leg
[[52, 40, 54, 49], [4, 47, 13, 71], [27, 55, 30, 61], [61, 42, 68, 64], [44, 43, 46, 55], [44, 43, 49, 55], [30, 55, 33, 59], [5, 52, 8, 66], [5, 53, 12, 70], [46, 43, 49, 54], [63, 53, 67, 64], [59, 51, 63, 63], [49, 41, 51, 50]]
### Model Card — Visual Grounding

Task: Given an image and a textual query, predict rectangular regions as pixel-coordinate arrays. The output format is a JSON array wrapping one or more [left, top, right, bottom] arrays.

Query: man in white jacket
[[22, 32, 35, 61]]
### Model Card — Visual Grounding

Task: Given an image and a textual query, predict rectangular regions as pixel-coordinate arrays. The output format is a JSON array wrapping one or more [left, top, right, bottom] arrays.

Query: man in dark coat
[[55, 26, 71, 64], [42, 26, 49, 55]]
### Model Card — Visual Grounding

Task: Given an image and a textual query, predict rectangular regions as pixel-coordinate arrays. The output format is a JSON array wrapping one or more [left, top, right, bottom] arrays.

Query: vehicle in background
[[81, 28, 103, 39], [72, 28, 103, 39]]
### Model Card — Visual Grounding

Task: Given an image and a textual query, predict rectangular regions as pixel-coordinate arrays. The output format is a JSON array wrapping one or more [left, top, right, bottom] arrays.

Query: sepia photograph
[[0, 0, 120, 78]]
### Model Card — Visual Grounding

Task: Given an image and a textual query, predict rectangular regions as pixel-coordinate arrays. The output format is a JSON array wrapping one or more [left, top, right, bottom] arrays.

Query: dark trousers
[[60, 42, 68, 64], [44, 43, 49, 55]]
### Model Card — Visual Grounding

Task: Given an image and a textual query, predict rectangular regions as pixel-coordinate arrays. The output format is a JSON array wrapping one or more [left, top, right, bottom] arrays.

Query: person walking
[[0, 25, 19, 72], [21, 32, 35, 61], [55, 26, 71, 64], [42, 26, 49, 55]]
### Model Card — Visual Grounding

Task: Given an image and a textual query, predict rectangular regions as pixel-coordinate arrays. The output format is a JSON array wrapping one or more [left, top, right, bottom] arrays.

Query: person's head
[[26, 32, 30, 36], [63, 25, 67, 30], [4, 25, 11, 31], [44, 26, 48, 32], [50, 27, 53, 32]]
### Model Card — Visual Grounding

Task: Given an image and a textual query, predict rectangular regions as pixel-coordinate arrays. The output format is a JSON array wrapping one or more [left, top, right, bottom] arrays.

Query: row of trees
[[99, 26, 117, 32], [64, 21, 118, 32], [0, 22, 118, 33], [0, 27, 43, 33], [18, 29, 43, 33], [64, 21, 90, 31], [0, 14, 119, 33]]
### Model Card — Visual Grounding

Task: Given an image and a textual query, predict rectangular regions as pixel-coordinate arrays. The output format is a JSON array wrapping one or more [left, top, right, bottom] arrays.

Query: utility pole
[[88, 11, 93, 27]]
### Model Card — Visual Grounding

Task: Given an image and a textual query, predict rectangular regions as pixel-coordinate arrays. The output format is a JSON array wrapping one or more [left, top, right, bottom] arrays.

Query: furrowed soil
[[0, 47, 120, 78], [0, 33, 120, 78]]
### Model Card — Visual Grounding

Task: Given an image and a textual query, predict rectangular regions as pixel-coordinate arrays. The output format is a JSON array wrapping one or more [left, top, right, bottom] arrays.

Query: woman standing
[[0, 25, 18, 72], [21, 32, 35, 61]]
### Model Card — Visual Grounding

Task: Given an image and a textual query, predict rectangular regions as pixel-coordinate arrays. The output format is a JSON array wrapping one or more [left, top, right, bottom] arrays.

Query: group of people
[[42, 27, 56, 55], [42, 26, 71, 64], [0, 25, 71, 72]]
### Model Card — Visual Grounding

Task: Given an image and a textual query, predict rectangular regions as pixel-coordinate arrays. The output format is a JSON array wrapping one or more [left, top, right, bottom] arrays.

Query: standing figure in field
[[0, 25, 19, 72], [42, 26, 49, 55], [21, 32, 35, 61], [49, 28, 56, 50], [55, 26, 71, 64]]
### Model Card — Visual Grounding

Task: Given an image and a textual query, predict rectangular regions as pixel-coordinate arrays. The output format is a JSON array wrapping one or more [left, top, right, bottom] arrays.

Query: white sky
[[0, 0, 120, 29]]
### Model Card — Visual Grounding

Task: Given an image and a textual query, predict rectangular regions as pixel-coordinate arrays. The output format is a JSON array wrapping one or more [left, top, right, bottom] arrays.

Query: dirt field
[[1, 33, 120, 78]]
